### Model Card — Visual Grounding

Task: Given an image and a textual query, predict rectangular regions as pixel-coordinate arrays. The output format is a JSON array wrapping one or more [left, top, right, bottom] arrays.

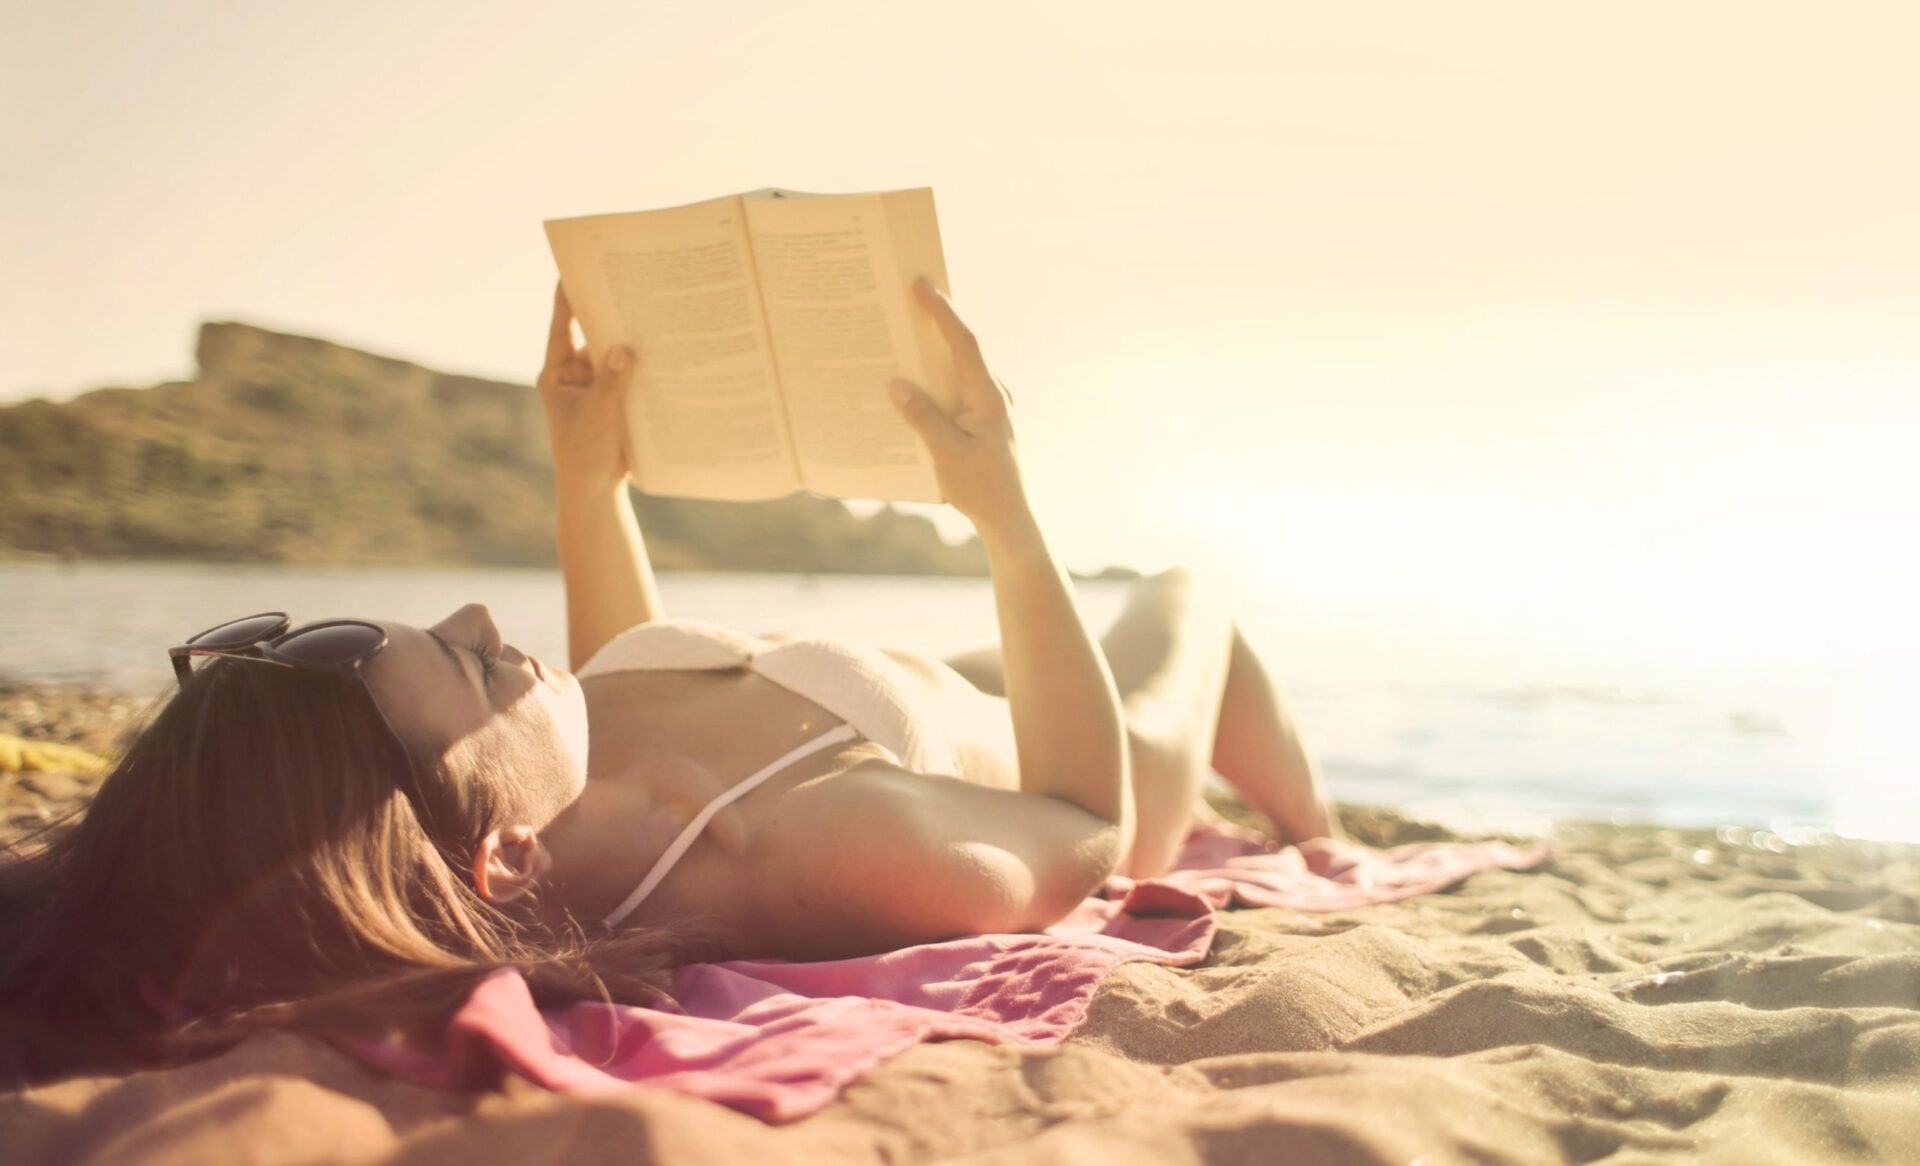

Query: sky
[[4, 1, 1917, 714]]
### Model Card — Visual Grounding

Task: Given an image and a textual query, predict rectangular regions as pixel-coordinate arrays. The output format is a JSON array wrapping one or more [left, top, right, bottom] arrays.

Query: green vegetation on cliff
[[0, 323, 988, 574]]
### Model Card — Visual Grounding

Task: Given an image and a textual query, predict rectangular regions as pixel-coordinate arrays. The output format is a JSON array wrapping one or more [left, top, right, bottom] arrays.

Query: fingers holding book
[[888, 277, 1031, 532], [542, 283, 597, 389], [538, 280, 636, 494], [909, 276, 1016, 420]]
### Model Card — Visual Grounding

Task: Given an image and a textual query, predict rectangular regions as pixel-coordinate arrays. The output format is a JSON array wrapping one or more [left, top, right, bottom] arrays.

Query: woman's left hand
[[537, 282, 635, 495]]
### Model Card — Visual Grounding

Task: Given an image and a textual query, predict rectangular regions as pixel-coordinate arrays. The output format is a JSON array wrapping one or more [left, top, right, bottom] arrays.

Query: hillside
[[0, 323, 988, 574]]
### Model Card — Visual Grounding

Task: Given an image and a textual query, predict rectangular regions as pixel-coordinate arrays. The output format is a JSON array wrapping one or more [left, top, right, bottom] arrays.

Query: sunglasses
[[170, 612, 390, 685], [169, 612, 431, 815]]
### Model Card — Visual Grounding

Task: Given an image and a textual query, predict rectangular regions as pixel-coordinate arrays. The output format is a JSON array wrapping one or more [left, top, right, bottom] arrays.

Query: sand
[[0, 684, 146, 841], [4, 687, 1919, 1164]]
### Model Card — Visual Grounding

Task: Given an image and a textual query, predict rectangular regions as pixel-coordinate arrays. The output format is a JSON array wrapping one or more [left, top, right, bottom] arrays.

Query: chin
[[559, 686, 592, 786], [536, 675, 593, 790]]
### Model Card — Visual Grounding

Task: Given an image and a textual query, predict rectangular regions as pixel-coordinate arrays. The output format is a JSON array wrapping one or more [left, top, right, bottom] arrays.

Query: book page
[[741, 188, 952, 503], [545, 196, 799, 500]]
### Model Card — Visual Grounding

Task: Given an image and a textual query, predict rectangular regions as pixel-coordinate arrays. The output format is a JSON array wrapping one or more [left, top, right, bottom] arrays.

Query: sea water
[[0, 560, 1872, 840]]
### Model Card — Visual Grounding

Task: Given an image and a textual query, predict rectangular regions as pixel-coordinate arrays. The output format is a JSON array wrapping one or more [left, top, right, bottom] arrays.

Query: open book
[[544, 186, 957, 503]]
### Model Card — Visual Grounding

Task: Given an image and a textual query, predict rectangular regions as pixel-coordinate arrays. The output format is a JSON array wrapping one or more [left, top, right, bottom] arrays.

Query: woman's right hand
[[538, 282, 636, 496], [887, 278, 1032, 535]]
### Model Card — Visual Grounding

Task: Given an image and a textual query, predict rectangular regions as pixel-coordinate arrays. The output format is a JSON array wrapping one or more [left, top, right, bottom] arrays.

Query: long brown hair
[[0, 657, 706, 1085]]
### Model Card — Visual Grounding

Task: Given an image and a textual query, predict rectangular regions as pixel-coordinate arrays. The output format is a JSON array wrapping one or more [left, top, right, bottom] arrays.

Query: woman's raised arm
[[536, 283, 663, 670], [888, 278, 1134, 864]]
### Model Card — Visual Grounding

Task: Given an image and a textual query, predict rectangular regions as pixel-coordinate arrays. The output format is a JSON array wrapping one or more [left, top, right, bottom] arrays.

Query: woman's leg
[[1208, 625, 1342, 845], [943, 569, 1339, 872], [946, 567, 1230, 877], [1097, 568, 1238, 877]]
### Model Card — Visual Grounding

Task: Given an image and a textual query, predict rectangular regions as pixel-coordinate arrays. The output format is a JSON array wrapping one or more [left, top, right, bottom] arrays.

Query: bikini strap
[[602, 724, 859, 929]]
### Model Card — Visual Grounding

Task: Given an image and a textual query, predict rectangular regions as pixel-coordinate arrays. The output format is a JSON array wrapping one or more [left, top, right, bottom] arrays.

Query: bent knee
[[1130, 565, 1198, 600]]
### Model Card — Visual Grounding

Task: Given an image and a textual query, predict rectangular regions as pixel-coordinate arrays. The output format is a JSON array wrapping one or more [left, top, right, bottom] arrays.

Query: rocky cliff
[[0, 323, 988, 574]]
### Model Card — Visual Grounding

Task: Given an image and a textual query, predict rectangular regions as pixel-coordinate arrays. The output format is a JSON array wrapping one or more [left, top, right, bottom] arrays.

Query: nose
[[433, 602, 490, 626], [498, 641, 545, 685], [434, 602, 499, 643]]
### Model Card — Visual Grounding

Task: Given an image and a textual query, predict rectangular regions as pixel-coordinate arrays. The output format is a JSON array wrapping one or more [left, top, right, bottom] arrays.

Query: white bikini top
[[577, 617, 961, 927]]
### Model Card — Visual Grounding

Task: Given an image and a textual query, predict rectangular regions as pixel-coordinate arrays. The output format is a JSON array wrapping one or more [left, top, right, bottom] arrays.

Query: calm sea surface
[[0, 561, 1865, 839]]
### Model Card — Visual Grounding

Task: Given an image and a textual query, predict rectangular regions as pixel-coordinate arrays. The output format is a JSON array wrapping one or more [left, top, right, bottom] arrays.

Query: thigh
[[1099, 569, 1233, 742], [1099, 570, 1236, 877], [941, 568, 1228, 710], [931, 568, 1237, 876], [936, 568, 1234, 762]]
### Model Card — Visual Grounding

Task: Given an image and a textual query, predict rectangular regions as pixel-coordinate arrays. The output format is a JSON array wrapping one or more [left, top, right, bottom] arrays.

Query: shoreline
[[3, 564, 1830, 842], [6, 680, 1913, 866], [0, 552, 1141, 584]]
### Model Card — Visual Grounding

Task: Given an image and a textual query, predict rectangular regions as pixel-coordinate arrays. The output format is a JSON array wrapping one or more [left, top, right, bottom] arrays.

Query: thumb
[[597, 345, 635, 395], [888, 379, 959, 448]]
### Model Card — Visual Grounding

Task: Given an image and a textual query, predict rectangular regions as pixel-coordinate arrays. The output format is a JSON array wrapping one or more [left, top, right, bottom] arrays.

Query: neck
[[540, 780, 639, 921], [538, 778, 687, 925]]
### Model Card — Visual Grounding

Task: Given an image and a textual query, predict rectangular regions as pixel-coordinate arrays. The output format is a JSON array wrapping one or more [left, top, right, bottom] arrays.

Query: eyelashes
[[468, 637, 501, 680]]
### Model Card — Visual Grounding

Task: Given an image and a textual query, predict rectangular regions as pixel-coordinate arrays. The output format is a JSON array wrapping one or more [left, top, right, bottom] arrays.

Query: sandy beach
[[4, 684, 1918, 1164]]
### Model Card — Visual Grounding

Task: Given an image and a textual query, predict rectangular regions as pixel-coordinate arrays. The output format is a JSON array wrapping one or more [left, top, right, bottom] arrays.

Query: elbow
[[1040, 784, 1129, 894], [1054, 759, 1133, 896], [1097, 818, 1128, 883], [1060, 820, 1127, 911], [1111, 784, 1135, 879], [1104, 748, 1135, 878]]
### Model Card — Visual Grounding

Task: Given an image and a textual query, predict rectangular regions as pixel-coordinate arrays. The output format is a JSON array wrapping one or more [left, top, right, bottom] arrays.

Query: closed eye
[[466, 637, 500, 681]]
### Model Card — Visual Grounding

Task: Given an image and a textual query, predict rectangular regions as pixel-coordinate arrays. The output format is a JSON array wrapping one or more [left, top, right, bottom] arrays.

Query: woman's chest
[[577, 669, 869, 917], [584, 667, 849, 821]]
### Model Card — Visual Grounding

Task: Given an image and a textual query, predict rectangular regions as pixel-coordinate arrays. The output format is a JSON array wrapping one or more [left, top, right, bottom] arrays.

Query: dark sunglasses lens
[[188, 613, 289, 649], [275, 623, 386, 666]]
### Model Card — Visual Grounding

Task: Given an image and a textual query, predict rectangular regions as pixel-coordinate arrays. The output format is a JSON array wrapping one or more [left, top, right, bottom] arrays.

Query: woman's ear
[[472, 824, 553, 904]]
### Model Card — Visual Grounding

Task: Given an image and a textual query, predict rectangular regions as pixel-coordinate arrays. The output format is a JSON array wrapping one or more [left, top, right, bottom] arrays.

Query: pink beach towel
[[350, 823, 1549, 1122]]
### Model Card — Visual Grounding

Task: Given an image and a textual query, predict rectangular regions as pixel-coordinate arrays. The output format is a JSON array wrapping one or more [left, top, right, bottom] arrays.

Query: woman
[[0, 278, 1337, 1082]]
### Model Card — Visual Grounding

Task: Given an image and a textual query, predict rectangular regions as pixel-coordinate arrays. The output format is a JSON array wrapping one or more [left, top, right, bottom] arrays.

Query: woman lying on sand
[[0, 279, 1338, 1081]]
